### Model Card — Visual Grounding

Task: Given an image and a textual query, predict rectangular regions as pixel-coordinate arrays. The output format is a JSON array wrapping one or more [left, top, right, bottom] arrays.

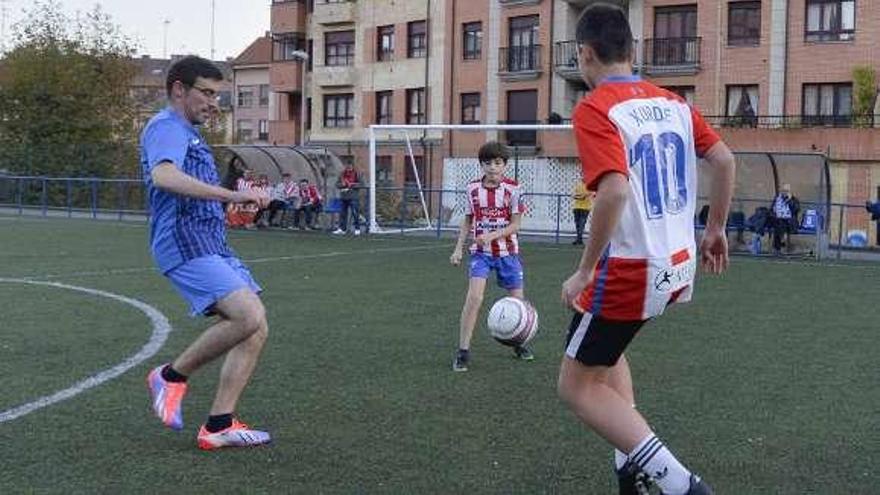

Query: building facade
[[269, 0, 880, 231], [232, 36, 272, 144]]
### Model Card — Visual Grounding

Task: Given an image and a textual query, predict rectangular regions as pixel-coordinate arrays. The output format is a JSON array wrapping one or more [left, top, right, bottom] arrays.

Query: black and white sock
[[629, 434, 691, 495]]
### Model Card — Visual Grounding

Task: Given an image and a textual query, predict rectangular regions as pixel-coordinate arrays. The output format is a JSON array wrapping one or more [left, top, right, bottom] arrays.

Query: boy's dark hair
[[166, 55, 224, 96], [478, 141, 510, 164], [575, 3, 633, 64]]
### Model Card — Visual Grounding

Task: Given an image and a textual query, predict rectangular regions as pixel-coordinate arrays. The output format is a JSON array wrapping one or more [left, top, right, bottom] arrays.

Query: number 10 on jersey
[[631, 132, 687, 220]]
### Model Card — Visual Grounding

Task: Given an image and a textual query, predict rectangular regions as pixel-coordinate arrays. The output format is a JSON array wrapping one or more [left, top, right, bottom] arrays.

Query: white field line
[[0, 279, 173, 424], [11, 243, 451, 282]]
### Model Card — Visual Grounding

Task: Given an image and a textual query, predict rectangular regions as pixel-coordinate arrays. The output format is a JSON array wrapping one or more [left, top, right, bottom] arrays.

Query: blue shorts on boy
[[469, 253, 524, 289], [166, 255, 262, 316]]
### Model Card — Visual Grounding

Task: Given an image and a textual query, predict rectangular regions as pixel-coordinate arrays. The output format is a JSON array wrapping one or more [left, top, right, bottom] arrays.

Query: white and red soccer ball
[[487, 296, 539, 347]]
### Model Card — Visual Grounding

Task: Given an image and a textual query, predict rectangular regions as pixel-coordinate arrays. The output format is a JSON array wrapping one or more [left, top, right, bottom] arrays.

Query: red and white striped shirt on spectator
[[299, 183, 322, 205], [235, 177, 253, 191], [466, 178, 525, 258]]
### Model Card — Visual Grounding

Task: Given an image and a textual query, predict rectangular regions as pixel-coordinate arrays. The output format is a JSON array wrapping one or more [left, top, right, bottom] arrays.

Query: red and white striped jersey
[[572, 75, 721, 321], [235, 178, 253, 191], [466, 178, 525, 257]]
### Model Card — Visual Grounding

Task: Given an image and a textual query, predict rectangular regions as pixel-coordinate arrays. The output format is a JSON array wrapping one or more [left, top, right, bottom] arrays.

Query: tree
[[0, 1, 139, 177]]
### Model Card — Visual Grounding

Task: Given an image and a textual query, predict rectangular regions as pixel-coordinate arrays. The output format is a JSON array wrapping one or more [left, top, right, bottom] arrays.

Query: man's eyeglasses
[[190, 85, 220, 102]]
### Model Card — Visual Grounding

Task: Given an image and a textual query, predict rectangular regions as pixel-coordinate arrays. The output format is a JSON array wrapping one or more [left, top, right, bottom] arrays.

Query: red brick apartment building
[[269, 0, 880, 209]]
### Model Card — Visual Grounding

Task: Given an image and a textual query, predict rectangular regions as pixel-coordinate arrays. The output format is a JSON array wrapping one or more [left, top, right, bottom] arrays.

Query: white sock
[[629, 434, 691, 495], [613, 449, 628, 470]]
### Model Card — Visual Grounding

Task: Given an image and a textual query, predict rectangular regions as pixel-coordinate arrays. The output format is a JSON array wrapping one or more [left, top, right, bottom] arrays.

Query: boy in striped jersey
[[557, 5, 735, 494], [450, 141, 534, 372]]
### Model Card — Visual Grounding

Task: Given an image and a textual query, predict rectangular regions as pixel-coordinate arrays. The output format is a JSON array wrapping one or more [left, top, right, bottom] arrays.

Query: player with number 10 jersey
[[571, 76, 721, 321]]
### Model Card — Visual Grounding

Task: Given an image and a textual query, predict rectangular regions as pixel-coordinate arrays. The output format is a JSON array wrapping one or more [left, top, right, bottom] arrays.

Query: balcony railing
[[642, 37, 701, 75], [703, 114, 877, 129], [499, 45, 542, 74], [554, 41, 578, 70]]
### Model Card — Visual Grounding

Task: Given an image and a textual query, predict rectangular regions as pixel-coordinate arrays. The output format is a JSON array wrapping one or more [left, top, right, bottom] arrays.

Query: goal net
[[366, 124, 578, 236]]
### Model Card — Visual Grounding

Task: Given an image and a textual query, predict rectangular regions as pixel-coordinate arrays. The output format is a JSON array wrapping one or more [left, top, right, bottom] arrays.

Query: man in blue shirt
[[142, 56, 272, 450]]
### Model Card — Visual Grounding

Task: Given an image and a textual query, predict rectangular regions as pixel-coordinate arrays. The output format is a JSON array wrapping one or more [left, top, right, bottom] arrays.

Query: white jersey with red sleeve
[[466, 178, 526, 257], [572, 75, 721, 321]]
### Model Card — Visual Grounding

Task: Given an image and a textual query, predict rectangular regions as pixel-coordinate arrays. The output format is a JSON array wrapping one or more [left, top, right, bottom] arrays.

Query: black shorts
[[564, 312, 647, 367]]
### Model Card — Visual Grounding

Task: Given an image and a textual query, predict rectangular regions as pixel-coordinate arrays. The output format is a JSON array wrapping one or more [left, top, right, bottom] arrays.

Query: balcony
[[499, 0, 542, 6], [642, 37, 701, 76], [269, 120, 299, 145], [498, 45, 542, 81], [703, 114, 877, 129], [553, 41, 581, 81], [270, 1, 306, 34], [312, 0, 356, 26], [269, 60, 305, 93], [561, 0, 627, 7]]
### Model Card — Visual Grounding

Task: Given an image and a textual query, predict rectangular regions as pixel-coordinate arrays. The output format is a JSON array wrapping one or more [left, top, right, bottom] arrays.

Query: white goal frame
[[367, 123, 573, 233]]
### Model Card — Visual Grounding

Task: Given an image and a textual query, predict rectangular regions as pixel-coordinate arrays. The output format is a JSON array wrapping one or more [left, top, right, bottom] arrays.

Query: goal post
[[367, 123, 573, 234]]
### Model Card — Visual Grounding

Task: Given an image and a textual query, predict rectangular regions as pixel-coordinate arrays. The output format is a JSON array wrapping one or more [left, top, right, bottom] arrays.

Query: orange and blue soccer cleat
[[197, 419, 272, 450], [147, 364, 187, 431]]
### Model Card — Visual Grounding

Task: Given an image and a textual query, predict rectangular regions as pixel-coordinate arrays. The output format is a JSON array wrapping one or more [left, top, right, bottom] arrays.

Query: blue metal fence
[[1, 175, 877, 260]]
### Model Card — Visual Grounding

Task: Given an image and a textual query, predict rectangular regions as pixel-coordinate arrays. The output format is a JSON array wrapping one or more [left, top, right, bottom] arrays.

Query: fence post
[[16, 177, 22, 215], [399, 187, 406, 235], [555, 194, 562, 244], [836, 204, 844, 260], [41, 178, 47, 217], [66, 180, 72, 217], [91, 180, 98, 219], [435, 189, 442, 238], [118, 181, 125, 221]]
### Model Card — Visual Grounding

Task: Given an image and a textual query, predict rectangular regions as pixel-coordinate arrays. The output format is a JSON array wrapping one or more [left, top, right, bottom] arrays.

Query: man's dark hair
[[575, 3, 633, 64], [478, 141, 510, 164], [166, 55, 224, 96]]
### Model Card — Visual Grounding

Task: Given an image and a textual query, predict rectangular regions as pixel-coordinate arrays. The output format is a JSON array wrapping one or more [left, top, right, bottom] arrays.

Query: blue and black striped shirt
[[140, 107, 234, 273]]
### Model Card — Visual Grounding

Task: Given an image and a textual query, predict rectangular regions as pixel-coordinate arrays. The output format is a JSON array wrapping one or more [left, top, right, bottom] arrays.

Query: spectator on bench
[[294, 178, 322, 230], [770, 183, 800, 255], [265, 173, 297, 227]]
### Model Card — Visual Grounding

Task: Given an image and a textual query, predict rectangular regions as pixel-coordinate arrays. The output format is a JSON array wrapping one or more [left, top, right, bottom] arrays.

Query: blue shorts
[[166, 255, 262, 317], [468, 253, 524, 290]]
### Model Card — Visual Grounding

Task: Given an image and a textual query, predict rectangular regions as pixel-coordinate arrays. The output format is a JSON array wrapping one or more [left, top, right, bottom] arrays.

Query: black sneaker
[[617, 462, 652, 495], [513, 345, 534, 361], [452, 350, 469, 372], [684, 474, 713, 495]]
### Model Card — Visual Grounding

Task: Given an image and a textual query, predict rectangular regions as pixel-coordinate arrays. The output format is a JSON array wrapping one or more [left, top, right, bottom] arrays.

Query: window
[[258, 85, 270, 107], [725, 85, 759, 127], [306, 97, 312, 130], [237, 120, 253, 143], [307, 39, 313, 71], [803, 83, 852, 126], [463, 22, 482, 60], [508, 15, 539, 71], [376, 156, 393, 186], [653, 5, 698, 66], [665, 85, 695, 105], [237, 86, 255, 107], [325, 30, 355, 66], [377, 25, 394, 62], [258, 120, 269, 141], [806, 0, 855, 42], [406, 88, 426, 124], [728, 1, 761, 46], [376, 91, 393, 125], [273, 33, 306, 61], [408, 20, 427, 58], [461, 93, 481, 124], [324, 93, 354, 128]]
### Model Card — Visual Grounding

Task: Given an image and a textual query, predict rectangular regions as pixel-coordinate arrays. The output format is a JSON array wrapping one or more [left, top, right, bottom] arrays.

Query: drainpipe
[[547, 0, 555, 121], [448, 0, 456, 157], [423, 0, 431, 188]]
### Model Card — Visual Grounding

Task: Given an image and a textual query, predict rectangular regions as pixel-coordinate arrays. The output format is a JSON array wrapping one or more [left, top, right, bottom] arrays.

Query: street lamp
[[290, 50, 309, 146]]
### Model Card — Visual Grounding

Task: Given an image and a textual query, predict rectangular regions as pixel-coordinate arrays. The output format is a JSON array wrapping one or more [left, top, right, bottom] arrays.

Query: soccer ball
[[487, 297, 539, 347]]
